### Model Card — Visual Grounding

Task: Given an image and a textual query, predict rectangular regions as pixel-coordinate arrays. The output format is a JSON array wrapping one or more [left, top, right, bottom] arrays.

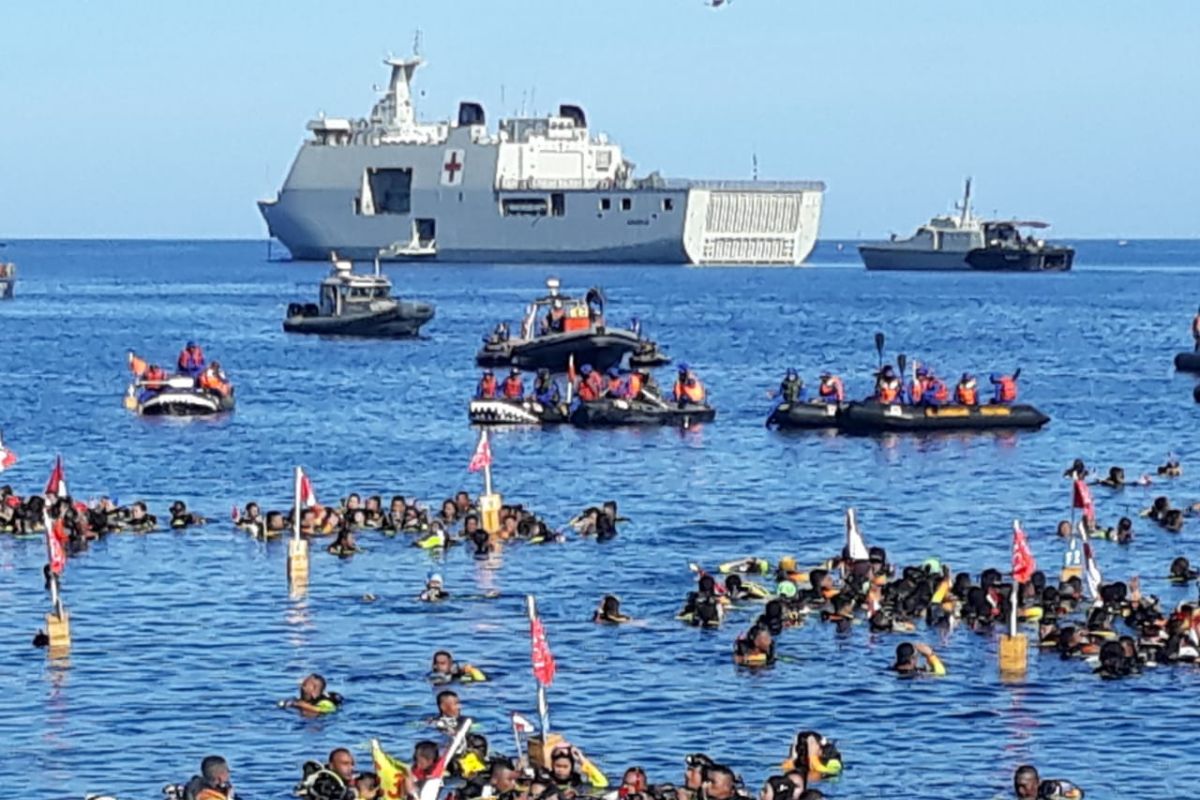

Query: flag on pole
[[1078, 521, 1103, 601], [371, 738, 410, 800], [1011, 521, 1036, 584], [530, 612, 557, 686], [45, 455, 68, 499], [468, 430, 493, 473], [298, 468, 319, 510], [845, 508, 869, 561], [511, 712, 536, 733], [44, 511, 67, 575], [0, 431, 16, 472], [1072, 478, 1095, 523]]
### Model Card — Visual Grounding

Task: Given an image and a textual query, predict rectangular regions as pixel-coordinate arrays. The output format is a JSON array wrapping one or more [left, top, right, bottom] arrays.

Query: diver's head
[[200, 756, 230, 790], [1013, 765, 1040, 799]]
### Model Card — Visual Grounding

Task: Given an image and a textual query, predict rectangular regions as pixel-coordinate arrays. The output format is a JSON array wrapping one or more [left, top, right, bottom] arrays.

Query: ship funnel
[[458, 101, 486, 127], [558, 104, 586, 128]]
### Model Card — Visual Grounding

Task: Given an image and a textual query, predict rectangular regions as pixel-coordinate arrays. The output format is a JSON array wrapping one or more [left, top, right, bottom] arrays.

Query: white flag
[[846, 508, 869, 561]]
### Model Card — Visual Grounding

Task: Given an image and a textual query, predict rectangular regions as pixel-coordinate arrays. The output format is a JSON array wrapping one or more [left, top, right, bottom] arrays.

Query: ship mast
[[959, 177, 973, 226]]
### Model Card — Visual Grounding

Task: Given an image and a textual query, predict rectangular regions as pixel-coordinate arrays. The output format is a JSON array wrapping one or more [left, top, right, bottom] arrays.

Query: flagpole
[[482, 430, 493, 497], [288, 466, 309, 590], [293, 466, 302, 541], [526, 595, 551, 736]]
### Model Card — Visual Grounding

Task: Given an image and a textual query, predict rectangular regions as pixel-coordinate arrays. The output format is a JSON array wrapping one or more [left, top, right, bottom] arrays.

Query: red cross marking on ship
[[444, 151, 464, 181]]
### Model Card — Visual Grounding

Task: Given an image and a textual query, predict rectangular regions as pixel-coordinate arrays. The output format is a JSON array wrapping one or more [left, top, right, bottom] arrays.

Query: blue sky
[[2, 0, 1197, 239]]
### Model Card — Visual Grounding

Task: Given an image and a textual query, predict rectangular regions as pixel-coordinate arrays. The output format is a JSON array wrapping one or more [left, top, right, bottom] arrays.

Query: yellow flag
[[372, 738, 410, 800]]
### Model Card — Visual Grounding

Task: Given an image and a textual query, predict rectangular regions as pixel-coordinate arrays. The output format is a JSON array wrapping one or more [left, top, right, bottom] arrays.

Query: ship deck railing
[[495, 178, 826, 192]]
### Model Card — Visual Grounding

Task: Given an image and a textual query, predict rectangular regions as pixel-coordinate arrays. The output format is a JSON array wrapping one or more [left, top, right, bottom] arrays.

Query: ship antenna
[[413, 29, 423, 56], [960, 177, 972, 225], [752, 151, 759, 181]]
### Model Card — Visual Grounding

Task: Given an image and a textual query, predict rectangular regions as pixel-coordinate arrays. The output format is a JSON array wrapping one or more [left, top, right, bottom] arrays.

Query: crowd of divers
[[11, 455, 1200, 800]]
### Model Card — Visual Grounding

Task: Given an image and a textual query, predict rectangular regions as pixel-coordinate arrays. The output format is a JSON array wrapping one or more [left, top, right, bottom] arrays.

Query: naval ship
[[259, 55, 825, 265]]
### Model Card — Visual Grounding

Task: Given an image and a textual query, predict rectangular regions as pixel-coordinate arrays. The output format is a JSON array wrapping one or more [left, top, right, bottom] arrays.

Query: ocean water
[[0, 239, 1198, 799]]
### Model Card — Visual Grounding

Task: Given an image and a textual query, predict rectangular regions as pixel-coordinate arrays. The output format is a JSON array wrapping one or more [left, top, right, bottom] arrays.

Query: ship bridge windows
[[662, 198, 674, 212], [599, 197, 612, 212], [361, 168, 413, 215], [551, 193, 565, 217], [621, 197, 632, 211]]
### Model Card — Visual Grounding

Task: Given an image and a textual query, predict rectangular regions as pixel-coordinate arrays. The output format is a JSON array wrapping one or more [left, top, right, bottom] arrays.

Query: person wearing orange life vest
[[128, 351, 168, 402], [177, 341, 206, 377], [954, 373, 979, 405], [501, 368, 524, 400], [604, 366, 628, 398], [673, 363, 706, 406], [576, 364, 604, 402], [874, 365, 902, 404], [817, 371, 845, 403], [198, 361, 231, 397], [914, 368, 949, 406], [909, 366, 931, 404], [990, 372, 1019, 404], [475, 369, 498, 399]]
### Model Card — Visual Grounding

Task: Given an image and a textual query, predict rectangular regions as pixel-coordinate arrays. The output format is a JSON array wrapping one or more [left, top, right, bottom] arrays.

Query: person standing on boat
[[673, 364, 706, 407], [542, 299, 567, 335], [177, 341, 206, 377], [475, 369, 498, 399], [501, 368, 524, 400], [774, 369, 806, 404], [1192, 306, 1200, 352]]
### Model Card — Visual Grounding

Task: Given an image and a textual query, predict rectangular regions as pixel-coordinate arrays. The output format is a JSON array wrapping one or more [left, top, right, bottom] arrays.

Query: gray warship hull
[[259, 55, 824, 266]]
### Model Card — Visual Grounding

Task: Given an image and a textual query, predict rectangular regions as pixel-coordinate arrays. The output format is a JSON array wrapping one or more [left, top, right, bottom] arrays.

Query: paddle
[[874, 332, 885, 369], [1013, 367, 1022, 381]]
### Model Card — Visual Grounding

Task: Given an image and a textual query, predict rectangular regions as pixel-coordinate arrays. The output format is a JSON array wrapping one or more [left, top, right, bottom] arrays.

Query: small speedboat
[[125, 376, 235, 417], [569, 397, 716, 428], [837, 400, 1048, 434], [468, 398, 568, 426], [629, 339, 672, 369], [283, 253, 435, 337], [0, 262, 14, 300], [765, 401, 842, 430], [475, 278, 640, 372], [1174, 352, 1200, 373]]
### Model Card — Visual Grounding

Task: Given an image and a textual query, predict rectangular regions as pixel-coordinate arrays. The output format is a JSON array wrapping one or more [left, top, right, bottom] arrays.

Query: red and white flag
[[1072, 478, 1095, 524], [845, 508, 869, 561], [530, 613, 557, 686], [468, 431, 492, 473], [45, 455, 68, 499], [297, 467, 320, 510], [0, 431, 16, 472], [1078, 521, 1103, 602], [511, 712, 536, 734], [43, 511, 67, 575], [1011, 521, 1036, 584]]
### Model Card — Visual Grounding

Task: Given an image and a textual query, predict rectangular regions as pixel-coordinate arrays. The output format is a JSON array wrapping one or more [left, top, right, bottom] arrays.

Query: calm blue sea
[[0, 239, 1198, 799]]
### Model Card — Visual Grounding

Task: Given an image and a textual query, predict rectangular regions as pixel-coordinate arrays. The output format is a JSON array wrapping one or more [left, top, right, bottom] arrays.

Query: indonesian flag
[[45, 455, 68, 499], [511, 712, 536, 734], [0, 431, 16, 472], [298, 468, 319, 510], [1011, 520, 1036, 584], [468, 430, 492, 473], [1072, 478, 1095, 524], [845, 508, 869, 561], [1078, 521, 1103, 602], [530, 613, 557, 686], [43, 511, 67, 575]]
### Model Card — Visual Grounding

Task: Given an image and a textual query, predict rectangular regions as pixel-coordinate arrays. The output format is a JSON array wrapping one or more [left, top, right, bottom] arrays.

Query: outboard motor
[[457, 101, 485, 127], [559, 104, 586, 128]]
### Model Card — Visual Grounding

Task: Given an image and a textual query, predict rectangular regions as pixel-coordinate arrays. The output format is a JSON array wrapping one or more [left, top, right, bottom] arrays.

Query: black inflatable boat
[[838, 401, 1049, 433], [765, 402, 842, 430], [569, 398, 715, 428], [468, 398, 568, 426], [1174, 352, 1200, 373]]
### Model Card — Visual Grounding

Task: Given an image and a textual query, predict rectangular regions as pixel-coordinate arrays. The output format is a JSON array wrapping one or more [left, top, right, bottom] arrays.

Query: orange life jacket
[[674, 378, 705, 404], [929, 380, 950, 404], [955, 382, 978, 405], [818, 376, 844, 402], [502, 376, 523, 399], [996, 375, 1018, 403], [178, 346, 205, 372], [477, 376, 497, 398], [877, 380, 900, 404], [628, 373, 644, 397], [199, 370, 229, 397], [144, 366, 167, 389], [579, 373, 603, 402], [910, 379, 927, 402]]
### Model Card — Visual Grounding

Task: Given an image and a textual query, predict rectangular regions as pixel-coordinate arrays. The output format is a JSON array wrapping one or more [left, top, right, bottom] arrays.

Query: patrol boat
[[259, 54, 825, 265], [283, 253, 435, 337], [475, 278, 641, 372], [858, 180, 1074, 272]]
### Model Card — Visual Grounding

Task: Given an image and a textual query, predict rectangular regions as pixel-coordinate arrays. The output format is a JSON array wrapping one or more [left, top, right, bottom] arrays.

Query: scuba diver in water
[[296, 748, 357, 800], [732, 625, 776, 666], [167, 755, 235, 800], [593, 594, 632, 624], [428, 650, 488, 684], [1013, 764, 1085, 799], [279, 673, 344, 715], [169, 500, 206, 529], [419, 573, 450, 602], [890, 642, 946, 676]]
